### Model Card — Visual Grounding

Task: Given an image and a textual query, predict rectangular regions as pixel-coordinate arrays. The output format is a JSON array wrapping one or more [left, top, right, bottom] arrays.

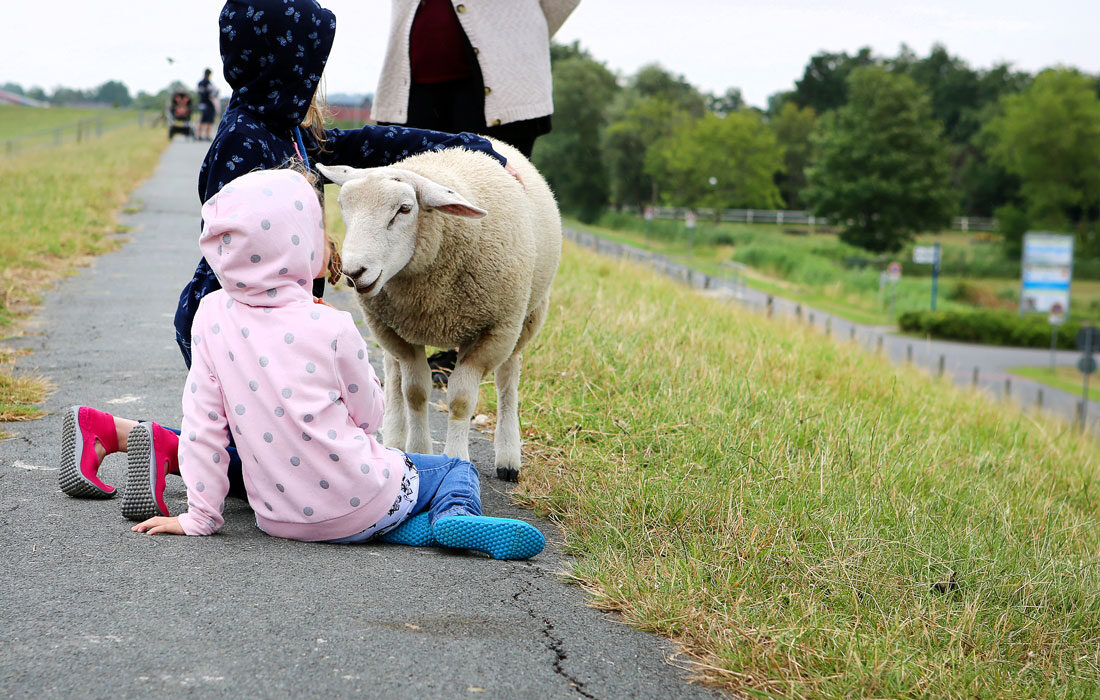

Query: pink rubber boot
[[59, 406, 121, 498], [121, 422, 180, 521]]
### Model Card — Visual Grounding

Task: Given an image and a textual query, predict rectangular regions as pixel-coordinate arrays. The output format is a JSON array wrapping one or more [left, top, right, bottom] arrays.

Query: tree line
[[531, 43, 1100, 255], [2, 80, 178, 111]]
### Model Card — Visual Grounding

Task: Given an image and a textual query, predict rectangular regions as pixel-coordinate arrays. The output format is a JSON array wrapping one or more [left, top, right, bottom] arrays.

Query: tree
[[791, 48, 876, 114], [646, 111, 784, 211], [631, 63, 706, 118], [602, 95, 690, 208], [532, 53, 619, 222], [707, 87, 744, 117], [770, 101, 816, 208], [92, 80, 132, 107], [804, 67, 954, 253], [983, 68, 1100, 246]]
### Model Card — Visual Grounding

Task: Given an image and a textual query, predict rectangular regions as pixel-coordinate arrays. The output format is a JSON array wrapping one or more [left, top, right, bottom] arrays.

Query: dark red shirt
[[409, 0, 473, 84]]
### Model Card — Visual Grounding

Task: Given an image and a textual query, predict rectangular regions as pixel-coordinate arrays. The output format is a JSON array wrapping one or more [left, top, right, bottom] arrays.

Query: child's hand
[[504, 162, 526, 192], [313, 297, 334, 308], [132, 516, 184, 536]]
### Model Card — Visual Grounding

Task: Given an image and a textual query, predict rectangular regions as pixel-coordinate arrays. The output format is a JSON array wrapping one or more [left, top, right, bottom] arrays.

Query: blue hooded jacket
[[174, 0, 506, 367]]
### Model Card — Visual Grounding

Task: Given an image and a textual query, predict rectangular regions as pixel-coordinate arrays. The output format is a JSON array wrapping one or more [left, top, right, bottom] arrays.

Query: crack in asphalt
[[511, 567, 597, 699]]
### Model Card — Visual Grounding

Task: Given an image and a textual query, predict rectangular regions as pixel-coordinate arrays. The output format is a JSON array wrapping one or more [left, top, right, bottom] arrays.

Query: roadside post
[[886, 261, 902, 318], [643, 205, 654, 241], [685, 210, 697, 253], [1076, 326, 1099, 430], [912, 244, 941, 311], [1048, 302, 1065, 372]]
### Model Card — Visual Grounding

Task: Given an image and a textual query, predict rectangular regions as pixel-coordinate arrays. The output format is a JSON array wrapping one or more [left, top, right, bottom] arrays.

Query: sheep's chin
[[354, 271, 384, 297]]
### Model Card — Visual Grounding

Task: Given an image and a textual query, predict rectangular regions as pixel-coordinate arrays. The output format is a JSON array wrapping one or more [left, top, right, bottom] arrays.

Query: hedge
[[897, 309, 1082, 350]]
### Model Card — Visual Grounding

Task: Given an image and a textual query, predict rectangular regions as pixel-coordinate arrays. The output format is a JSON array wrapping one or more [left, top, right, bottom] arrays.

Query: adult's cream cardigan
[[373, 0, 580, 127]]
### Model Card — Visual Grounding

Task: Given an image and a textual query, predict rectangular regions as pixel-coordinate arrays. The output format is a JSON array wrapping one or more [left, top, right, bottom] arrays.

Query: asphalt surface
[[0, 141, 725, 700], [568, 230, 1100, 436]]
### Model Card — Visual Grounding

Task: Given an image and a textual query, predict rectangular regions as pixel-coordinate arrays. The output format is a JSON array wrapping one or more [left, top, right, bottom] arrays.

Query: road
[[0, 141, 723, 700]]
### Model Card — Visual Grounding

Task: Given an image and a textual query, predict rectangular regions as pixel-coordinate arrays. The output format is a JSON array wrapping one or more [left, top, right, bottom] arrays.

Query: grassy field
[[570, 212, 1100, 327], [1011, 365, 1100, 404], [0, 105, 145, 151], [0, 119, 167, 428], [499, 243, 1100, 697]]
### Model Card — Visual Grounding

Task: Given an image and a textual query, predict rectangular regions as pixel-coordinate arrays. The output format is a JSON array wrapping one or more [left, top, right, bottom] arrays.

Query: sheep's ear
[[316, 163, 369, 186], [406, 172, 487, 219]]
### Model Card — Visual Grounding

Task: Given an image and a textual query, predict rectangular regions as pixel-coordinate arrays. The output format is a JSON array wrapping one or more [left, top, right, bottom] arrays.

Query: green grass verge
[[1010, 366, 1100, 404], [0, 105, 142, 146], [0, 121, 167, 428], [512, 242, 1100, 697]]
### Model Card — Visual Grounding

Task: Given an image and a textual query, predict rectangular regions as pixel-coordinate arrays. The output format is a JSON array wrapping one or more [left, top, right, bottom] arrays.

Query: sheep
[[317, 140, 561, 481]]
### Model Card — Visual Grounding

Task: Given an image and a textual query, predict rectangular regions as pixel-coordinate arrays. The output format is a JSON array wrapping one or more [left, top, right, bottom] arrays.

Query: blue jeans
[[405, 453, 482, 524]]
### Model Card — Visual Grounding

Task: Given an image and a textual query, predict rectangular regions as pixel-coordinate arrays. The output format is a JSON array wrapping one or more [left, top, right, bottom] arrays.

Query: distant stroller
[[166, 91, 195, 140]]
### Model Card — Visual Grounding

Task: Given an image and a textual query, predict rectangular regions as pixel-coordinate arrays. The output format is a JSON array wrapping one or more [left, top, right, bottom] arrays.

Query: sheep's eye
[[398, 204, 412, 215]]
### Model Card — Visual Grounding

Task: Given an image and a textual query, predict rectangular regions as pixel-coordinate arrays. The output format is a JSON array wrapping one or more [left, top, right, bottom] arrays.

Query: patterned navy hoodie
[[174, 0, 505, 367]]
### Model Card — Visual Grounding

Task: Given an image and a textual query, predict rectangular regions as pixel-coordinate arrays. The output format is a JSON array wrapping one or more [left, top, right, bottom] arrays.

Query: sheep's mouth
[[354, 271, 383, 295]]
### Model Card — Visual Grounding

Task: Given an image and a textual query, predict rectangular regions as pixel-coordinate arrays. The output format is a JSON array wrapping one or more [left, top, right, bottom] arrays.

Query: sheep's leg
[[401, 347, 434, 455], [493, 352, 523, 482], [380, 352, 406, 449], [443, 361, 482, 462]]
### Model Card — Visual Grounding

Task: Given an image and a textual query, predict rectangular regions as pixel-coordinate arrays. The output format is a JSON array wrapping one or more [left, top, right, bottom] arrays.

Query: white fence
[[624, 205, 997, 232]]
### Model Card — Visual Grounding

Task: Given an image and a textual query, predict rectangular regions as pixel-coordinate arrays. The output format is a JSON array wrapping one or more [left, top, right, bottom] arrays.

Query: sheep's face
[[317, 164, 487, 298], [336, 175, 419, 297]]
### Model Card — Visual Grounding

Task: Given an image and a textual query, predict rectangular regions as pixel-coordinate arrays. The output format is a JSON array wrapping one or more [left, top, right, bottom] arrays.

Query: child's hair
[[277, 159, 342, 285], [301, 79, 330, 147]]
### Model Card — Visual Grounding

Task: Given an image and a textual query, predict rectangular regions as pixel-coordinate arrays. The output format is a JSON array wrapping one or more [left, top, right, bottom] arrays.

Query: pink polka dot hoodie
[[177, 168, 406, 541]]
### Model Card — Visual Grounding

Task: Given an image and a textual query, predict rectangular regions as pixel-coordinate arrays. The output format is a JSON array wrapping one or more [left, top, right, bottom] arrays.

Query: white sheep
[[317, 140, 561, 481]]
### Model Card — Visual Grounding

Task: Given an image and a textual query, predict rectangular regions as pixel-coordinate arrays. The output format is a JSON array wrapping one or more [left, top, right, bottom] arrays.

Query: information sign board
[[913, 246, 938, 264], [1020, 232, 1073, 313]]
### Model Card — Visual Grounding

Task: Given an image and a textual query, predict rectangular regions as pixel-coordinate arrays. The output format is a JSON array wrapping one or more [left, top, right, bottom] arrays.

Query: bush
[[897, 309, 1082, 349], [732, 244, 845, 287]]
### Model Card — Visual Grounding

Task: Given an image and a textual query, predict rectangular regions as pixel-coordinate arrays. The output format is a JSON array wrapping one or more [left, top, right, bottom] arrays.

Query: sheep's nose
[[343, 265, 366, 282]]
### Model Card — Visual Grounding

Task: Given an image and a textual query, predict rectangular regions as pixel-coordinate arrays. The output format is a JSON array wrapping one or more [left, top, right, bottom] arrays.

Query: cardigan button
[[456, 4, 466, 13], [491, 119, 501, 126], [484, 86, 491, 96], [473, 47, 480, 56]]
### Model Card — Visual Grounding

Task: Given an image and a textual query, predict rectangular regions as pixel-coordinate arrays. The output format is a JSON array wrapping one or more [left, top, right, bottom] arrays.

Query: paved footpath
[[0, 141, 724, 700]]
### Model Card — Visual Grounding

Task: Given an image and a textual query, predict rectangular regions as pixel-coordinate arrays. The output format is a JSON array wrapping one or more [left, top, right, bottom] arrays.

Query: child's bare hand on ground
[[132, 516, 184, 535]]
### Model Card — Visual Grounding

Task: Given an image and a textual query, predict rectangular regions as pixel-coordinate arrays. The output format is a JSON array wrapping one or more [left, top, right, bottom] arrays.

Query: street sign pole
[[930, 243, 940, 312], [1049, 302, 1065, 373], [1076, 326, 1099, 430]]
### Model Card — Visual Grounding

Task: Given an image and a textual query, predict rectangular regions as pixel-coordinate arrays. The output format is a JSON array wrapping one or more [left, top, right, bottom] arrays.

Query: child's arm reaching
[[313, 124, 508, 171], [334, 324, 386, 435]]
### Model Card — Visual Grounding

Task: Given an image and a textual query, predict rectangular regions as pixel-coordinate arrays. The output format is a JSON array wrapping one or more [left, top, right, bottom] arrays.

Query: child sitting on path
[[130, 168, 544, 560]]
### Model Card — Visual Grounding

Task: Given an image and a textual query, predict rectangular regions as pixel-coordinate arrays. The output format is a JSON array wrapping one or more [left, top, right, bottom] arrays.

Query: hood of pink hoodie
[[200, 169, 324, 307]]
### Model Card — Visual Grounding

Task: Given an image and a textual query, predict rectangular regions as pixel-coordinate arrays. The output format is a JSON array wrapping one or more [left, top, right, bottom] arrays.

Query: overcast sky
[[6, 1, 1100, 109]]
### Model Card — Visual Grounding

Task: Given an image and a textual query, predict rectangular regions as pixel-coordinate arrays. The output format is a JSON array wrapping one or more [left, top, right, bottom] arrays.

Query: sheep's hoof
[[496, 466, 520, 482]]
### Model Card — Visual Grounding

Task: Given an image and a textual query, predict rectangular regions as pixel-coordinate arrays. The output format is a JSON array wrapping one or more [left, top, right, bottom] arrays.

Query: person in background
[[196, 68, 219, 141], [373, 0, 580, 159]]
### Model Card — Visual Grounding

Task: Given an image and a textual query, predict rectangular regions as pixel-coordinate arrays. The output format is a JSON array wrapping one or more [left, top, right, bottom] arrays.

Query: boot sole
[[433, 515, 544, 560], [120, 423, 164, 521], [58, 406, 114, 498]]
